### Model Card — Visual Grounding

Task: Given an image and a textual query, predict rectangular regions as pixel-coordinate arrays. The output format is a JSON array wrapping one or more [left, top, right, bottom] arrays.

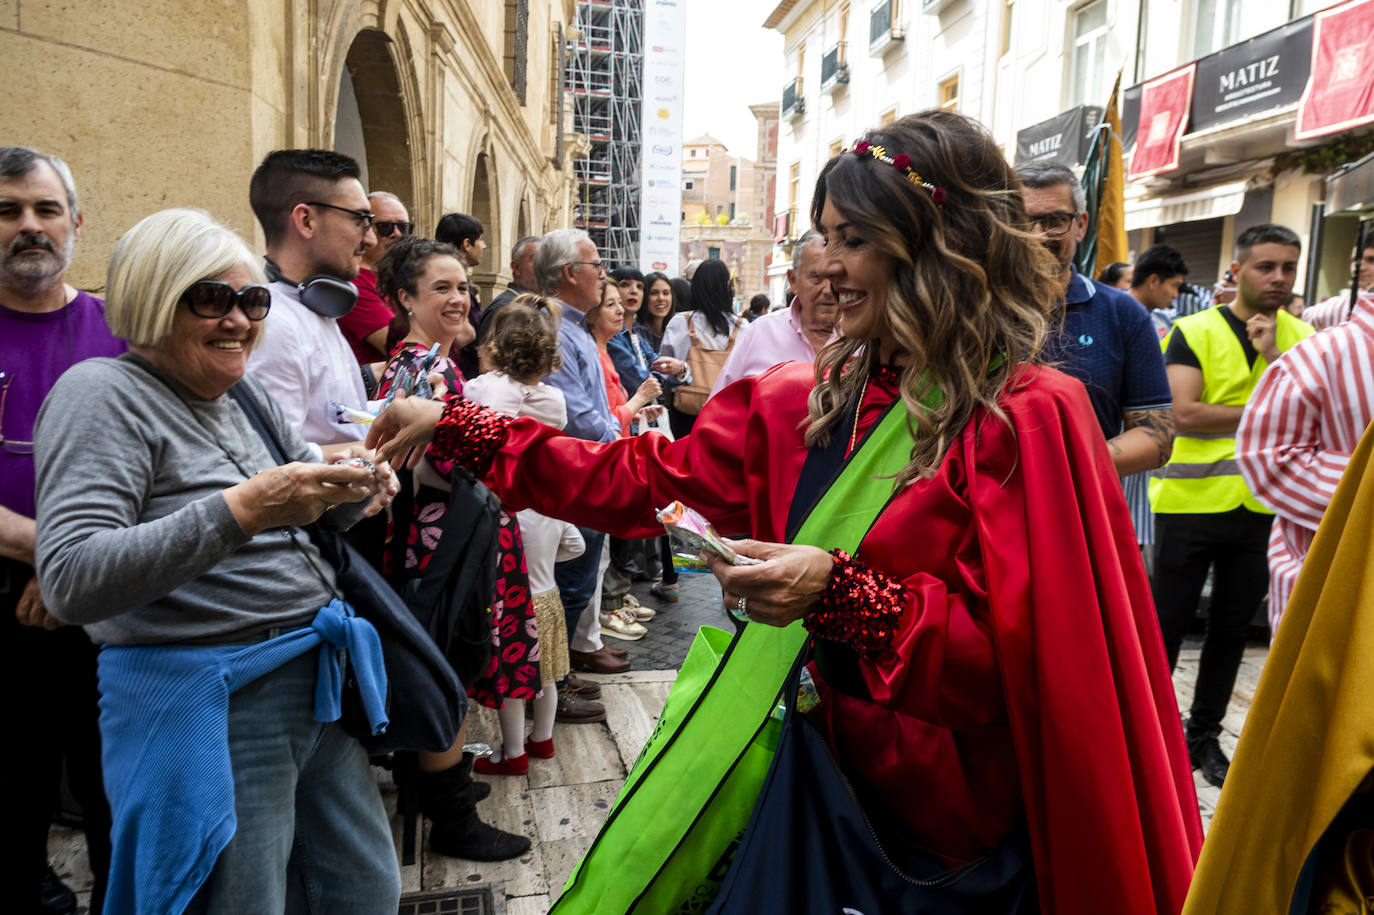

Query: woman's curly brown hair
[[479, 294, 563, 380], [806, 109, 1062, 486]]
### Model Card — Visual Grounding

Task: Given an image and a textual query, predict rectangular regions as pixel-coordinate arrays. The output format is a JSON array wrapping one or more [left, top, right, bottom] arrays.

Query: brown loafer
[[555, 693, 607, 723], [605, 645, 629, 659], [569, 646, 631, 674], [564, 673, 603, 700]]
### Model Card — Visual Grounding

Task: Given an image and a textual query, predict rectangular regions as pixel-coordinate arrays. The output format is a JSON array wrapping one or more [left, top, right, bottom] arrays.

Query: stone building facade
[[4, 0, 583, 299], [678, 104, 779, 304]]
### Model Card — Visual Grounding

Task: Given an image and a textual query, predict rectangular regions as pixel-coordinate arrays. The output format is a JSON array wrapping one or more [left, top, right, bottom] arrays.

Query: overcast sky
[[680, 0, 785, 157]]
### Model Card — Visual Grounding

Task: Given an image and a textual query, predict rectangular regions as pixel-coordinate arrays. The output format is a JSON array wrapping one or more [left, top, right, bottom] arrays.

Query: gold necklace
[[847, 373, 872, 455]]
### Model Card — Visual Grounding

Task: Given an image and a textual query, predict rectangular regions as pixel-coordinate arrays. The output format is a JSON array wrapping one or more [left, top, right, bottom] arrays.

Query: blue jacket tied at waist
[[97, 599, 388, 914]]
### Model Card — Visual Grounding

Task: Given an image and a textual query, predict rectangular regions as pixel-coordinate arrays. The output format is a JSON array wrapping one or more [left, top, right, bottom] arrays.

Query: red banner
[[1128, 64, 1197, 180], [1295, 0, 1374, 140]]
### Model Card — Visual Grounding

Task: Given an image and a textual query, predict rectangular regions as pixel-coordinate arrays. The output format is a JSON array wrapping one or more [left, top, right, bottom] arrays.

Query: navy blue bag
[[705, 648, 1038, 914]]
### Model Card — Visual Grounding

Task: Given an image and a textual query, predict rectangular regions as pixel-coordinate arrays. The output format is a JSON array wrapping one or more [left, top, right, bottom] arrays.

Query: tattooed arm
[[1105, 406, 1175, 476]]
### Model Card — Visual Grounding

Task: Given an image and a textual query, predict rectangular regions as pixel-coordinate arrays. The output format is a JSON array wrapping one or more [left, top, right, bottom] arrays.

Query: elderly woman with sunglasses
[[31, 208, 402, 914]]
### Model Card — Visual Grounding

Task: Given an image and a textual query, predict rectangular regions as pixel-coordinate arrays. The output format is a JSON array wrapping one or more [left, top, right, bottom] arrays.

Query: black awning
[[1014, 105, 1103, 168]]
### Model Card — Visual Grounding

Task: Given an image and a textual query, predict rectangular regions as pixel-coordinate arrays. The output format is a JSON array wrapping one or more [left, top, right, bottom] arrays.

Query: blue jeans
[[184, 651, 400, 915], [556, 527, 606, 638]]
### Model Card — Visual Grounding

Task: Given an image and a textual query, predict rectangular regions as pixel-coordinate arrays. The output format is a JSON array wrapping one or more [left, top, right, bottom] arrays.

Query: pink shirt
[[1236, 294, 1374, 632], [710, 297, 833, 396]]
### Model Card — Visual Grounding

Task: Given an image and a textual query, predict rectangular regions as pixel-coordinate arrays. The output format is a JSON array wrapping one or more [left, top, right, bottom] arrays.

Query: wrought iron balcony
[[782, 76, 806, 119], [870, 0, 905, 56], [822, 41, 849, 93]]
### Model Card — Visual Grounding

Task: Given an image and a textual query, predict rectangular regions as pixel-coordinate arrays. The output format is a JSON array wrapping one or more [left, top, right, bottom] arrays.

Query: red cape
[[965, 367, 1203, 913]]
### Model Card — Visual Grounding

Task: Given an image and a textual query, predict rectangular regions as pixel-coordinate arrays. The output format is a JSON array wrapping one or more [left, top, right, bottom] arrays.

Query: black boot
[[418, 755, 531, 861]]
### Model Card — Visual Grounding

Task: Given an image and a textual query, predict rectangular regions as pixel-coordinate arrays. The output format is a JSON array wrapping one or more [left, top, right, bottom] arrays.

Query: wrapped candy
[[333, 343, 445, 425], [656, 501, 761, 568]]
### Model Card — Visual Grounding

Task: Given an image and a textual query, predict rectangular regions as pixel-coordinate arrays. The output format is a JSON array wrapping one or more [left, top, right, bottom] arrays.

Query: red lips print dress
[[379, 342, 541, 709]]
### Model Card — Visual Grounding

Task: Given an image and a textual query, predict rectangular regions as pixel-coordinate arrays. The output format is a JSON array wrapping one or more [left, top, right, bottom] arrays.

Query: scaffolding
[[567, 0, 642, 264]]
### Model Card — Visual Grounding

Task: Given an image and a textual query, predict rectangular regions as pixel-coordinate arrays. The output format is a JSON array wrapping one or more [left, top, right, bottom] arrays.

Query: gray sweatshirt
[[35, 356, 340, 645]]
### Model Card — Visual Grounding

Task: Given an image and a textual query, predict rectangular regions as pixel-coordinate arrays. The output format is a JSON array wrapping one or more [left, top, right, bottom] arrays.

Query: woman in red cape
[[369, 110, 1203, 914]]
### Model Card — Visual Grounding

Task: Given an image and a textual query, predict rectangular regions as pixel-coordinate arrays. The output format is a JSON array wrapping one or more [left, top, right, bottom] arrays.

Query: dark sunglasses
[[181, 280, 272, 321], [374, 220, 414, 238]]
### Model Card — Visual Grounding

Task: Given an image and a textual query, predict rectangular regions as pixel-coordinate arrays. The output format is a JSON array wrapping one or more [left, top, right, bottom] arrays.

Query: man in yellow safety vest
[[1150, 223, 1314, 789]]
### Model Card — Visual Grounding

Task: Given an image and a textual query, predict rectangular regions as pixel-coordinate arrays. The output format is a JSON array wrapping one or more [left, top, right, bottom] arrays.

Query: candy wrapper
[[656, 501, 761, 568], [332, 343, 444, 425], [332, 402, 377, 425]]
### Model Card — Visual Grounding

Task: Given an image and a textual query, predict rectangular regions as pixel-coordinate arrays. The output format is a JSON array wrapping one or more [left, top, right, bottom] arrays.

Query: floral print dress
[[378, 341, 540, 707]]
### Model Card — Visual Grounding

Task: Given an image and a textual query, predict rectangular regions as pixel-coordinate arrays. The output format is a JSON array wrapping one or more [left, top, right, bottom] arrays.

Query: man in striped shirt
[[1235, 291, 1374, 634], [1301, 239, 1374, 331]]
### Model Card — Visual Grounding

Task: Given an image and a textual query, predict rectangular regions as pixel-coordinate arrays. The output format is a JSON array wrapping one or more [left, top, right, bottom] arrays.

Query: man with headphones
[[246, 149, 376, 450]]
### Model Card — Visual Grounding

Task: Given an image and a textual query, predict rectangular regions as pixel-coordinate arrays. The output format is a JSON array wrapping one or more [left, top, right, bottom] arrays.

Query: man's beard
[[0, 230, 75, 293]]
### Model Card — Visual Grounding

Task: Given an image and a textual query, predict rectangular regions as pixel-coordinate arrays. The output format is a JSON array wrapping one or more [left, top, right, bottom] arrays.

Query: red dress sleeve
[[452, 362, 816, 542]]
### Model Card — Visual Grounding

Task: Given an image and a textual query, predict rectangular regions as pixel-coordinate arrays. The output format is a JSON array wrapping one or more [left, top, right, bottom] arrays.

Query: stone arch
[[334, 29, 417, 207], [468, 147, 501, 296]]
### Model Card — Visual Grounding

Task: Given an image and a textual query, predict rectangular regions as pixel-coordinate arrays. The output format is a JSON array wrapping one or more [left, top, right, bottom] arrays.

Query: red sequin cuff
[[803, 549, 905, 659], [431, 395, 513, 478]]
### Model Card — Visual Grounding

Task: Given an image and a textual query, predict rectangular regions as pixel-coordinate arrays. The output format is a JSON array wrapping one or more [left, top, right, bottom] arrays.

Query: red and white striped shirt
[[1301, 290, 1373, 331], [1236, 297, 1374, 633]]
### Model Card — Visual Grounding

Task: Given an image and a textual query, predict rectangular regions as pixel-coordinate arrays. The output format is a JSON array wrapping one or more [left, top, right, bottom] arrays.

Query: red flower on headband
[[854, 141, 870, 155], [892, 153, 911, 170], [932, 188, 947, 205]]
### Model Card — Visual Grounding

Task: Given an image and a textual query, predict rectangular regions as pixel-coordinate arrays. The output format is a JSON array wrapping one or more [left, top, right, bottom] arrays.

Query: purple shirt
[[710, 297, 833, 396], [0, 292, 126, 518]]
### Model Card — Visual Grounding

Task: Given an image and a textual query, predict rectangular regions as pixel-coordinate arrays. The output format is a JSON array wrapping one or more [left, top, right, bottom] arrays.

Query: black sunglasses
[[305, 200, 376, 230], [374, 220, 414, 238], [181, 280, 273, 321]]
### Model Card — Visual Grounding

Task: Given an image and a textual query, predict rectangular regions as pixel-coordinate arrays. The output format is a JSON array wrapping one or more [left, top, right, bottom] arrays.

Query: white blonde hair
[[104, 208, 265, 347]]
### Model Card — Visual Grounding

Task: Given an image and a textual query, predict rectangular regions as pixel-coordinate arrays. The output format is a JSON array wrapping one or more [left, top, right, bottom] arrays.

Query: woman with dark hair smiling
[[365, 110, 1202, 913], [659, 258, 743, 436], [636, 271, 677, 351]]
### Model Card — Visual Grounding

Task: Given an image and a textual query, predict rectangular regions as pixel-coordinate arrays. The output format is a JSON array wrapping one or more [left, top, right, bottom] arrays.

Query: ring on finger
[[736, 595, 749, 620]]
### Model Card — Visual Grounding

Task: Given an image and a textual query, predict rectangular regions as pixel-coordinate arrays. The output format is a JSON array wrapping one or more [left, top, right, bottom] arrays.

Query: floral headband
[[847, 141, 946, 206]]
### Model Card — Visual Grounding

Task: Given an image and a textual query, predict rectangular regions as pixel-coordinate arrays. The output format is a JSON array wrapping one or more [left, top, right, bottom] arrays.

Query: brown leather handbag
[[674, 314, 742, 416]]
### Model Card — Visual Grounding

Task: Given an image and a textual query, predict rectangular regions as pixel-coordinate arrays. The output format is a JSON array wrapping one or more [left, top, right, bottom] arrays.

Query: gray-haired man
[[533, 228, 627, 709], [0, 145, 117, 912]]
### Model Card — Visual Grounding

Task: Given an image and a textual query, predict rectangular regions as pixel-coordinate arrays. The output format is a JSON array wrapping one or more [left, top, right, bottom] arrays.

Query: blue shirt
[[1047, 266, 1173, 440], [606, 326, 659, 392], [546, 302, 617, 443]]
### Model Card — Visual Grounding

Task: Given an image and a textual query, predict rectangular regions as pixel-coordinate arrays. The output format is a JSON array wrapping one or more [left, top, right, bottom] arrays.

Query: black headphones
[[263, 257, 359, 319]]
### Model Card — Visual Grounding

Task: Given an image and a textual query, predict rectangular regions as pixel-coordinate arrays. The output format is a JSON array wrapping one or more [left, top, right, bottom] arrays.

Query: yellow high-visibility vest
[[1150, 306, 1314, 515]]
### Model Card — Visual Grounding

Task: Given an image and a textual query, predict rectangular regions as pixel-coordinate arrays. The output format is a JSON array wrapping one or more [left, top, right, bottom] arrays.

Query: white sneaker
[[600, 606, 647, 641], [623, 594, 656, 622]]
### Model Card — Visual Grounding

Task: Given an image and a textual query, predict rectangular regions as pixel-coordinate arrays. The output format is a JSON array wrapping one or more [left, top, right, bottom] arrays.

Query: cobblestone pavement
[[617, 566, 734, 670], [47, 567, 1266, 914]]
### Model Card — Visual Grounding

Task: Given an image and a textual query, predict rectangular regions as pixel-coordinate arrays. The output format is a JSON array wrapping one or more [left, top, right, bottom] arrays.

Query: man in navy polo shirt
[[1017, 163, 1174, 551]]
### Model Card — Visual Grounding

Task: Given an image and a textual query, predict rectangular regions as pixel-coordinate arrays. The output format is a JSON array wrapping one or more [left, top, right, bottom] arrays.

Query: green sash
[[552, 399, 920, 914]]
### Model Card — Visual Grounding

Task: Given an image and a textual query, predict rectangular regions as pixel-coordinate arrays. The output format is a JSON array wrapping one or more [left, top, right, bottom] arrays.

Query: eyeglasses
[[0, 371, 33, 455], [305, 201, 375, 231], [573, 261, 606, 274], [1027, 211, 1079, 238], [374, 220, 413, 238], [181, 280, 273, 321]]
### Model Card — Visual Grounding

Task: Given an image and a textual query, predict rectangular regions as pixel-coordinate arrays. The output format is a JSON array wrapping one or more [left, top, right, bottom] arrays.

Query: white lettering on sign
[[1218, 55, 1280, 94], [1028, 133, 1065, 157]]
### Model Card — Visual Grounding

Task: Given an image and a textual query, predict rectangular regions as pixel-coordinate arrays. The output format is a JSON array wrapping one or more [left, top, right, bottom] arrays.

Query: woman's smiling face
[[817, 195, 894, 347], [645, 278, 673, 319]]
